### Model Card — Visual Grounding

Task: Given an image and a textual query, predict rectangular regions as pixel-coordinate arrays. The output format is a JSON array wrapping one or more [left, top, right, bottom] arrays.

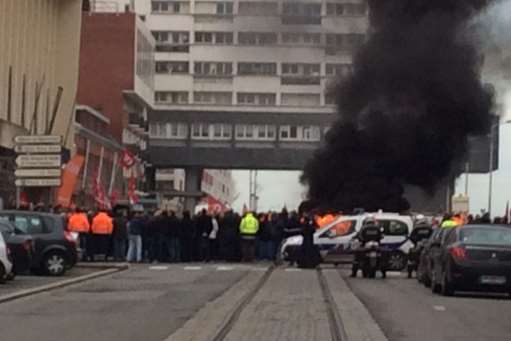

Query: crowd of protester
[[67, 207, 307, 263]]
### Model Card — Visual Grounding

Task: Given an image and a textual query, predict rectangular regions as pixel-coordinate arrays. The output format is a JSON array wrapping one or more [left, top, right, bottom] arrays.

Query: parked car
[[278, 212, 413, 271], [429, 225, 511, 296], [417, 228, 451, 287], [0, 220, 33, 277], [0, 211, 79, 276], [0, 229, 13, 283]]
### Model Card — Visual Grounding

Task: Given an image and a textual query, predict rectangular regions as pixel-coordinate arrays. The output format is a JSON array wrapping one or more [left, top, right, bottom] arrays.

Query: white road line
[[433, 305, 447, 312], [285, 268, 302, 272], [217, 266, 235, 271], [149, 266, 169, 270], [184, 266, 203, 270]]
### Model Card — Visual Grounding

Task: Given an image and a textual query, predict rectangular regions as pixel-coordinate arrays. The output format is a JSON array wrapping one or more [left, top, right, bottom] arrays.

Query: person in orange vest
[[91, 209, 114, 261], [67, 207, 91, 262]]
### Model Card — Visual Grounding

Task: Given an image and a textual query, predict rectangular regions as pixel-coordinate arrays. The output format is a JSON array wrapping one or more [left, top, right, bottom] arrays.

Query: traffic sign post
[[14, 135, 62, 144], [16, 155, 62, 168], [15, 169, 62, 178], [14, 144, 62, 154], [14, 134, 63, 189], [15, 179, 62, 187]]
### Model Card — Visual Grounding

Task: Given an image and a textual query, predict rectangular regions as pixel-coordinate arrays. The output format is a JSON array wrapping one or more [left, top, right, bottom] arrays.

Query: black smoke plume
[[301, 0, 495, 212]]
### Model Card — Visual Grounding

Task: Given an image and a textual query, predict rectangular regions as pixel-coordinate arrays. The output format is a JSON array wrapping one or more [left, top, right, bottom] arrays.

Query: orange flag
[[57, 155, 85, 207]]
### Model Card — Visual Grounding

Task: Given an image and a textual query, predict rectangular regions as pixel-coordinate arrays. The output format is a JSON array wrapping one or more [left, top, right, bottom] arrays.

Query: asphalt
[[343, 270, 511, 341], [0, 264, 250, 341], [0, 266, 98, 296]]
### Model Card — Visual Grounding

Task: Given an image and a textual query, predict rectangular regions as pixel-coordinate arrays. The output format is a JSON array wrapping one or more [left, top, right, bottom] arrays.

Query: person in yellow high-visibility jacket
[[239, 212, 259, 262]]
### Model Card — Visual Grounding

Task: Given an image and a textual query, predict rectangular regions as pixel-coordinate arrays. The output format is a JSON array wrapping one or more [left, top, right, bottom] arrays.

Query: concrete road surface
[[343, 271, 511, 341], [0, 264, 255, 341]]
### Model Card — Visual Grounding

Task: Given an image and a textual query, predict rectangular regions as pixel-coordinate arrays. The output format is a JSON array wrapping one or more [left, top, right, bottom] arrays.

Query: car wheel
[[43, 251, 67, 276], [6, 271, 15, 281], [387, 251, 406, 271], [441, 271, 455, 297]]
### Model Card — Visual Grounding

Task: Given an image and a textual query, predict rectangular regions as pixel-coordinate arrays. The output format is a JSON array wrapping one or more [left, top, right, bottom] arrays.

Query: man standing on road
[[196, 209, 213, 262], [239, 211, 259, 262], [112, 209, 128, 262], [91, 209, 114, 261], [67, 207, 90, 261], [127, 210, 145, 263]]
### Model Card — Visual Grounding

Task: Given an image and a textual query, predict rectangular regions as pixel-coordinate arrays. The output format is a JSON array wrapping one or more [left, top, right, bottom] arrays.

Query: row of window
[[149, 122, 322, 142], [154, 91, 337, 106], [155, 61, 352, 78], [153, 31, 365, 50], [151, 1, 367, 18]]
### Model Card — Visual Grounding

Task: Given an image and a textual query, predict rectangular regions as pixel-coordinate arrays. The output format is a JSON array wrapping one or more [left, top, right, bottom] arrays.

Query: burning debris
[[302, 0, 496, 212]]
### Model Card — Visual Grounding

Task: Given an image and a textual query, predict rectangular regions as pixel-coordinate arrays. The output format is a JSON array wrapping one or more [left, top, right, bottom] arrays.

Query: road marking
[[433, 305, 447, 312], [149, 265, 168, 270], [285, 268, 302, 272], [184, 266, 203, 270], [217, 266, 235, 271], [386, 272, 403, 277]]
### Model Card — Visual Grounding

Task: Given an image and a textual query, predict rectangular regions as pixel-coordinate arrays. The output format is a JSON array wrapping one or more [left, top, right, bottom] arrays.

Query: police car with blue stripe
[[279, 212, 413, 271]]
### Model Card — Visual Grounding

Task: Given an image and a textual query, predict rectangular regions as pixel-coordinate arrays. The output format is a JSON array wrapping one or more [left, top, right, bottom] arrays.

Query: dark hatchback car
[[417, 227, 450, 287], [428, 225, 511, 296], [0, 211, 78, 276], [0, 220, 33, 277]]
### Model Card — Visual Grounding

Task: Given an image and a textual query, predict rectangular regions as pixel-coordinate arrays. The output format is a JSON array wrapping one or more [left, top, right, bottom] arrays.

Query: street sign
[[15, 178, 61, 187], [14, 135, 62, 145], [16, 154, 61, 168], [15, 169, 62, 178], [14, 144, 62, 154]]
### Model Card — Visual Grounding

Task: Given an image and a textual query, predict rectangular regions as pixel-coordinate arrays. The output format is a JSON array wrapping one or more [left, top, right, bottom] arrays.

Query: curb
[[0, 265, 128, 304], [323, 270, 389, 341], [75, 262, 129, 269]]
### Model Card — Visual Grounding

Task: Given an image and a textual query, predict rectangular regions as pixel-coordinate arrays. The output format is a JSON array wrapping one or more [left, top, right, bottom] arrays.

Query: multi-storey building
[[0, 0, 83, 207], [133, 0, 367, 138], [124, 0, 368, 210]]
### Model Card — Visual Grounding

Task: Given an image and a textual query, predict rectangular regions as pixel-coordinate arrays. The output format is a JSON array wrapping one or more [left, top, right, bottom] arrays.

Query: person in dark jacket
[[127, 211, 145, 263], [112, 209, 128, 261], [219, 210, 239, 262], [181, 211, 196, 262], [166, 210, 181, 262], [196, 209, 213, 262], [257, 213, 273, 260], [297, 213, 321, 269]]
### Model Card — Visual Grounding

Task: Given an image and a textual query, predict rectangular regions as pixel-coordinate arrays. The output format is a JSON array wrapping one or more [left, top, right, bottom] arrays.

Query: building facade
[[131, 0, 367, 145], [76, 7, 154, 208], [0, 0, 83, 207]]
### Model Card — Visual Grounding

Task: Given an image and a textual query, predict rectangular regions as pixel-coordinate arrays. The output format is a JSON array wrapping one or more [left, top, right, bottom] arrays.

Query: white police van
[[279, 212, 413, 271], [0, 229, 13, 283]]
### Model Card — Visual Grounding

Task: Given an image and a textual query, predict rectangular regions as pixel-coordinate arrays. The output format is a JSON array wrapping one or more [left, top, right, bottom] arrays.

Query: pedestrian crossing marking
[[433, 305, 447, 312], [217, 266, 235, 271], [184, 266, 203, 270], [149, 266, 169, 270]]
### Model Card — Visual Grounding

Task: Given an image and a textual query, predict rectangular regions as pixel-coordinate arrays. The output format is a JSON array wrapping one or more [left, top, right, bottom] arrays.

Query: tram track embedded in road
[[211, 265, 275, 341], [317, 268, 348, 341]]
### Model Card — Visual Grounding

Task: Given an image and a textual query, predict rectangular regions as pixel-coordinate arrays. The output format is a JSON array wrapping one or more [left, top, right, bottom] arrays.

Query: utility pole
[[249, 170, 259, 212]]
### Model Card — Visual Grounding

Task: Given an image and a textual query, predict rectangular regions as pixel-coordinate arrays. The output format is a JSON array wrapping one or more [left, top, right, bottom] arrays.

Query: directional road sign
[[14, 144, 62, 154], [16, 154, 61, 168], [14, 135, 62, 145], [15, 169, 62, 178], [15, 178, 61, 187]]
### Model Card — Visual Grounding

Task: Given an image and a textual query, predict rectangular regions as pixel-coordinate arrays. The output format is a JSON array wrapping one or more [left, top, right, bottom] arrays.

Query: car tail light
[[450, 246, 467, 261], [64, 231, 78, 245]]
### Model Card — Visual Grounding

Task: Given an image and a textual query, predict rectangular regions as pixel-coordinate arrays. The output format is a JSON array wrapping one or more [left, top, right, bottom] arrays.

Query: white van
[[279, 213, 413, 271], [0, 230, 13, 283]]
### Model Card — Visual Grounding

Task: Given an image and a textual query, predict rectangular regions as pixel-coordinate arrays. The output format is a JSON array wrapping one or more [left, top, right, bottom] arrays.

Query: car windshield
[[0, 222, 14, 240], [460, 227, 511, 246]]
